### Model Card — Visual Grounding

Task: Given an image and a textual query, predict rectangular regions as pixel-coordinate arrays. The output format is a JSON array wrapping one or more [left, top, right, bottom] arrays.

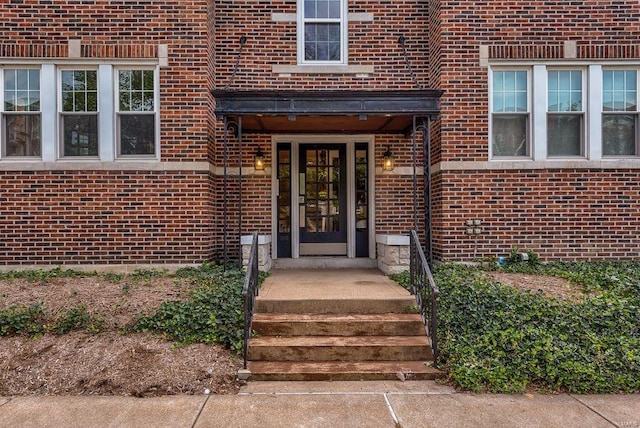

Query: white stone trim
[[158, 44, 169, 67], [271, 13, 296, 22], [564, 41, 577, 59], [272, 12, 373, 22], [0, 263, 200, 274], [375, 166, 424, 176], [0, 161, 211, 171], [433, 159, 640, 173], [68, 40, 81, 58], [241, 234, 272, 246], [272, 64, 375, 74], [479, 45, 489, 67], [348, 12, 374, 22], [210, 166, 272, 176], [376, 234, 410, 246]]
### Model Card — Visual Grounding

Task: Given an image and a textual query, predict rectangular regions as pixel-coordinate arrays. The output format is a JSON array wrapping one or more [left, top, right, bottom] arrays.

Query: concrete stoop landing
[[246, 268, 443, 382]]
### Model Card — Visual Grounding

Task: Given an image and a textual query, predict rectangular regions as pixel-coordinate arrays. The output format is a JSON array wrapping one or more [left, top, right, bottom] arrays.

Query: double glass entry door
[[276, 142, 369, 258]]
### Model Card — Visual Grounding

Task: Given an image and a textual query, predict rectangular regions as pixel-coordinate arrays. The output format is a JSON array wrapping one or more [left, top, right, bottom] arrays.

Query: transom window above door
[[298, 0, 348, 65]]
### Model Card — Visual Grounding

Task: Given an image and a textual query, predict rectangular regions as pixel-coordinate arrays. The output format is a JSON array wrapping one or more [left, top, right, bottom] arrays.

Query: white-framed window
[[489, 64, 640, 161], [602, 69, 638, 157], [1, 68, 42, 157], [59, 69, 99, 157], [116, 68, 157, 157], [491, 69, 530, 157], [0, 63, 160, 163], [547, 69, 584, 157], [298, 0, 348, 65]]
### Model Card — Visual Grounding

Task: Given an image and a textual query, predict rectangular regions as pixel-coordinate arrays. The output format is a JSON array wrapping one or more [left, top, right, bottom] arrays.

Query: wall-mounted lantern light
[[254, 147, 265, 170], [382, 146, 395, 171]]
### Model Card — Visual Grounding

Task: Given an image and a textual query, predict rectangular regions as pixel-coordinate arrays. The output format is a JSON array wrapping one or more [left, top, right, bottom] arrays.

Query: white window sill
[[0, 161, 209, 172], [272, 64, 375, 75], [271, 12, 373, 22], [436, 158, 640, 172]]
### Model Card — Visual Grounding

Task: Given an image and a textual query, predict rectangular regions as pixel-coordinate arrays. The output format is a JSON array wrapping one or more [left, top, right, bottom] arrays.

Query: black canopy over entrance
[[211, 89, 442, 267], [212, 90, 442, 134]]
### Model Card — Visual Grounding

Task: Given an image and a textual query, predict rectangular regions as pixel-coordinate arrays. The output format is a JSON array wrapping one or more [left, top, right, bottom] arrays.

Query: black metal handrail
[[409, 230, 439, 364], [242, 232, 259, 369]]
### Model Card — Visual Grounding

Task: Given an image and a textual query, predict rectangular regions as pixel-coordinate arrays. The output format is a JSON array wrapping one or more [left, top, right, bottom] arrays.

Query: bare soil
[[0, 269, 582, 396], [0, 274, 242, 396], [487, 271, 584, 301]]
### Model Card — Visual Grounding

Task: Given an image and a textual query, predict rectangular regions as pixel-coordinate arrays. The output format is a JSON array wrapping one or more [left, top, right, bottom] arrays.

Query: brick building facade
[[1, 1, 639, 268], [432, 1, 640, 261]]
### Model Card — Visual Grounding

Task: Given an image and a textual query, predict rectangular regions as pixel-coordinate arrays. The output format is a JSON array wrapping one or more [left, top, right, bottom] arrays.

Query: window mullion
[[588, 64, 602, 160], [41, 64, 56, 162], [532, 65, 547, 161], [98, 64, 114, 161]]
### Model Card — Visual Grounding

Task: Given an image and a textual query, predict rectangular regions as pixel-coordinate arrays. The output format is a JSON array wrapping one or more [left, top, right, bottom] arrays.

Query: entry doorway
[[272, 136, 375, 260], [299, 145, 347, 256]]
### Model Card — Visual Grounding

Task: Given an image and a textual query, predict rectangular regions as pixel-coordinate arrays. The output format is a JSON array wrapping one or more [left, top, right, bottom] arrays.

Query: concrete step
[[248, 336, 432, 362], [252, 313, 425, 337], [247, 361, 444, 381], [255, 297, 417, 314]]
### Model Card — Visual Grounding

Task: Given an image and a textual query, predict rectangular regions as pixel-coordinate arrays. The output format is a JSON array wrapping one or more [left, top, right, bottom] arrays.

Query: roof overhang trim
[[211, 90, 443, 117]]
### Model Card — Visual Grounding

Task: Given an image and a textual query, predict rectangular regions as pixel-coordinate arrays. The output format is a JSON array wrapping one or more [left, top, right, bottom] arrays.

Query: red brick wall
[[0, 171, 213, 264], [0, 1, 214, 266], [431, 1, 640, 261], [375, 136, 426, 238], [209, 134, 273, 261], [433, 169, 640, 262], [213, 1, 429, 91]]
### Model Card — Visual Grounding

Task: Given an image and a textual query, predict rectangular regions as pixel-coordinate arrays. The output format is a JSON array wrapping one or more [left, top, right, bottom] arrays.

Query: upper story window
[[60, 69, 98, 157], [602, 69, 638, 156], [547, 70, 584, 157], [117, 69, 156, 157], [2, 68, 41, 157], [298, 0, 348, 65], [491, 70, 529, 157]]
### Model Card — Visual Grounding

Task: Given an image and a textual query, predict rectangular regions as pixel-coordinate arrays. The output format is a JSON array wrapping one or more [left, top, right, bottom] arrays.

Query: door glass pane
[[303, 147, 341, 234]]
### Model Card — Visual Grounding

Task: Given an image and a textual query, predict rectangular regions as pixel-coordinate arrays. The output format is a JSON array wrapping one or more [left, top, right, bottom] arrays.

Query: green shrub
[[389, 270, 411, 291], [134, 264, 247, 353], [52, 305, 104, 334], [0, 304, 47, 336], [0, 267, 96, 283], [1, 304, 105, 336], [434, 263, 640, 393]]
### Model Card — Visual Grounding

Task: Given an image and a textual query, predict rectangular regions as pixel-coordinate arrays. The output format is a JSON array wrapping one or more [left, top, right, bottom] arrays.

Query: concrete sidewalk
[[1, 381, 639, 428]]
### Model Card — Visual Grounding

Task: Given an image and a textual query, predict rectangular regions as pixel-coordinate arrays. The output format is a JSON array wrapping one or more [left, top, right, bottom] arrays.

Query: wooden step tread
[[256, 297, 416, 314], [247, 361, 443, 382], [253, 313, 422, 322], [250, 336, 430, 347]]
